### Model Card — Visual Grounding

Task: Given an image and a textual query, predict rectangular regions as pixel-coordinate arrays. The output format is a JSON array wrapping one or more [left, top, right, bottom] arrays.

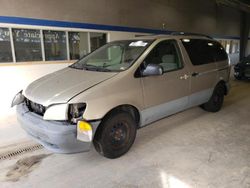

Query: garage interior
[[0, 0, 250, 187]]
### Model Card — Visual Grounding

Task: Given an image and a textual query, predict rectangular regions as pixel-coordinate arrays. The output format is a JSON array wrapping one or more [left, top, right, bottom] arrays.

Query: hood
[[24, 67, 117, 106]]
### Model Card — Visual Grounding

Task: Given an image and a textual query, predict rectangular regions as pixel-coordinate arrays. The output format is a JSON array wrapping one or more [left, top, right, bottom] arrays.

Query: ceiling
[[216, 0, 250, 12]]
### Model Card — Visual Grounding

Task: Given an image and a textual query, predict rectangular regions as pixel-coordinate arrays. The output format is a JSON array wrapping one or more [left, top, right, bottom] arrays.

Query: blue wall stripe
[[0, 16, 247, 40], [0, 16, 172, 34]]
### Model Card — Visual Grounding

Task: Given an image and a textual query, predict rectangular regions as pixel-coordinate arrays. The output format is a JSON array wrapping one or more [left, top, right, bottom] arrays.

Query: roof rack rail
[[171, 31, 213, 39]]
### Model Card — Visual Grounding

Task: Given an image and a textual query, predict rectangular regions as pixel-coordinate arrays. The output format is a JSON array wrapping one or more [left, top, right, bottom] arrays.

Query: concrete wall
[[0, 0, 241, 36]]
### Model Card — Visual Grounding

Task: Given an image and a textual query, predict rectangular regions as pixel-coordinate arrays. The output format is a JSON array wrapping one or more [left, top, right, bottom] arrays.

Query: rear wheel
[[201, 84, 225, 112], [93, 111, 137, 159]]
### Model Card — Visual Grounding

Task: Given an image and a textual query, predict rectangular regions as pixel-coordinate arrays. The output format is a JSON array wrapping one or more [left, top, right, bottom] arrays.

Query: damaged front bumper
[[16, 103, 100, 154]]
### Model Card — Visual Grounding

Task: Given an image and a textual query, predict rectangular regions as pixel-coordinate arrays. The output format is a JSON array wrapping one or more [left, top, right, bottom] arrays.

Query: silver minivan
[[12, 33, 230, 158]]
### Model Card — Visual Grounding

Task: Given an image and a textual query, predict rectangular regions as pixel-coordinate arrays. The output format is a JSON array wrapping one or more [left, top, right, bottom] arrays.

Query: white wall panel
[[0, 62, 72, 118]]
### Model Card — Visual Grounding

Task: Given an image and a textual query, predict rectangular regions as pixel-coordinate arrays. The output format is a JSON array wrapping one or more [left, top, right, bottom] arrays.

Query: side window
[[212, 41, 228, 62], [182, 39, 215, 65], [144, 40, 183, 72]]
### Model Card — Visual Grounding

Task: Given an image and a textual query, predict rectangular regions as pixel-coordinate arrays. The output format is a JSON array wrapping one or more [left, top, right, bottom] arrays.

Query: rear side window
[[212, 42, 228, 62], [182, 39, 228, 66]]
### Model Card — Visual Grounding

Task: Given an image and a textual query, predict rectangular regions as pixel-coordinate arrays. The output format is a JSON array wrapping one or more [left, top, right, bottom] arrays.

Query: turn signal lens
[[77, 120, 92, 142], [78, 121, 92, 131]]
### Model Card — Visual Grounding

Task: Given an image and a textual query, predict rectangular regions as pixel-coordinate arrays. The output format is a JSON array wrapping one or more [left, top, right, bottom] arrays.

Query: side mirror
[[142, 64, 163, 77]]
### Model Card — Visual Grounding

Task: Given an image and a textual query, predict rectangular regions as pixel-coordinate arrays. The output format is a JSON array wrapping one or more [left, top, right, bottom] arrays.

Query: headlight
[[43, 104, 68, 121], [11, 90, 25, 107], [68, 103, 86, 124]]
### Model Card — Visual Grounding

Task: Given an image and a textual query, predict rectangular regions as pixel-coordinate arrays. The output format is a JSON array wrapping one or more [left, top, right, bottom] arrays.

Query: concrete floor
[[0, 79, 250, 188]]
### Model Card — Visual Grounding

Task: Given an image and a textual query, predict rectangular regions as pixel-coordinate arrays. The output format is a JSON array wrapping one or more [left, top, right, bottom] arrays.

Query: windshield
[[70, 40, 152, 72]]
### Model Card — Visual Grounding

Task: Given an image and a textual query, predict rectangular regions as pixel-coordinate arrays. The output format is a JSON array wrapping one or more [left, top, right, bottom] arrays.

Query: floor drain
[[0, 144, 44, 161]]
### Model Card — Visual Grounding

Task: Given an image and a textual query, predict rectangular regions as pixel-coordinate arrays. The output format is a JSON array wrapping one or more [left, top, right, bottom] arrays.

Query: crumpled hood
[[24, 67, 117, 106]]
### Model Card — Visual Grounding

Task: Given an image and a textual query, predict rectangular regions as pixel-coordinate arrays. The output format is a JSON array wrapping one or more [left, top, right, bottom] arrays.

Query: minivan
[[12, 33, 230, 158]]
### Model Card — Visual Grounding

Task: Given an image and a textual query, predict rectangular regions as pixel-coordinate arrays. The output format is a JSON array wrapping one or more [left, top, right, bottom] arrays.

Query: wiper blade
[[84, 64, 99, 69], [84, 64, 112, 72], [70, 64, 82, 69], [70, 64, 88, 70]]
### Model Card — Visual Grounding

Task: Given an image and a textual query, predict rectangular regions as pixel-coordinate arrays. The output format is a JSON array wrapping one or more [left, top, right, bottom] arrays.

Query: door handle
[[180, 74, 190, 80], [192, 72, 199, 77]]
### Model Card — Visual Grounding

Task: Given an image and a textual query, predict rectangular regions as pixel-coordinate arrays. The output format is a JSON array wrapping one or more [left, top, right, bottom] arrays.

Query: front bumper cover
[[16, 103, 100, 154]]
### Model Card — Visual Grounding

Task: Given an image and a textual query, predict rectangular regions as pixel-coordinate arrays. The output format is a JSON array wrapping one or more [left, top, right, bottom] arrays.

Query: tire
[[201, 84, 225, 112], [93, 111, 137, 159]]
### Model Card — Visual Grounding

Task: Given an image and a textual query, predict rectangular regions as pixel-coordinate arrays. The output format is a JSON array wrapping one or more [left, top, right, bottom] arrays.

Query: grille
[[25, 98, 46, 116]]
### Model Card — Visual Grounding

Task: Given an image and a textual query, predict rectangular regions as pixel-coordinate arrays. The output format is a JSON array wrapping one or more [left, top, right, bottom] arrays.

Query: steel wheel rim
[[109, 121, 129, 148]]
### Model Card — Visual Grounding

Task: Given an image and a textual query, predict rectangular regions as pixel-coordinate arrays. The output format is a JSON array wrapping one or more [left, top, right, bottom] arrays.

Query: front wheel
[[201, 84, 225, 112], [93, 111, 137, 159]]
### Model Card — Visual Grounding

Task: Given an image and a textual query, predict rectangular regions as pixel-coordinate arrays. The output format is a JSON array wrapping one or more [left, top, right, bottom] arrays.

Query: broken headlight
[[43, 104, 68, 120], [68, 103, 86, 124]]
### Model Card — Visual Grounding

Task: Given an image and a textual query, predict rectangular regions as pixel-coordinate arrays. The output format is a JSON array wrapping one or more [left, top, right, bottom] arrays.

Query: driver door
[[140, 40, 191, 126]]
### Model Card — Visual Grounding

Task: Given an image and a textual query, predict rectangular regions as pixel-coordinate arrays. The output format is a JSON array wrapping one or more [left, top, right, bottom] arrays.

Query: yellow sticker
[[78, 121, 92, 132], [77, 121, 93, 142]]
